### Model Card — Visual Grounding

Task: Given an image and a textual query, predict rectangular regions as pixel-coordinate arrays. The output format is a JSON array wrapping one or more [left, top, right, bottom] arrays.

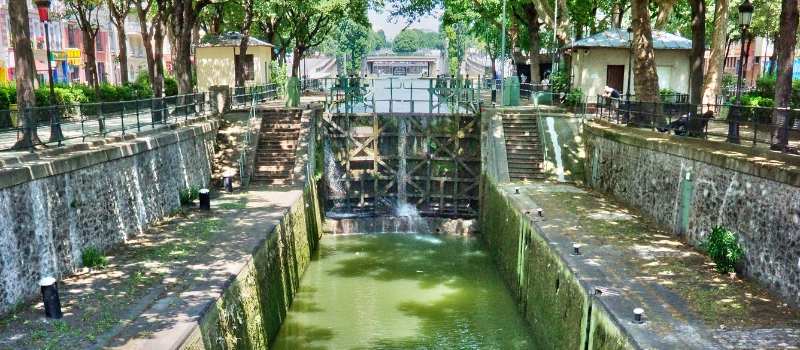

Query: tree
[[166, 0, 214, 93], [689, 0, 705, 104], [284, 0, 368, 77], [392, 29, 425, 53], [106, 0, 131, 85], [631, 0, 660, 102], [9, 0, 39, 148], [235, 0, 256, 87], [324, 19, 374, 73], [374, 29, 388, 50], [770, 0, 799, 150], [65, 0, 102, 99], [514, 2, 541, 83], [445, 22, 471, 76], [701, 0, 730, 105]]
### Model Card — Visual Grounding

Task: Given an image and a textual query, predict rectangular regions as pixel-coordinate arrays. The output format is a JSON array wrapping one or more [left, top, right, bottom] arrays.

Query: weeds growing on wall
[[81, 248, 108, 269], [700, 226, 744, 274], [179, 185, 201, 205]]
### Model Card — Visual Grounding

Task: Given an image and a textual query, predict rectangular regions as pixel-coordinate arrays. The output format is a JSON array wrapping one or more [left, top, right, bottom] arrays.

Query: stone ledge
[[0, 115, 215, 168], [586, 120, 800, 187], [0, 118, 219, 190]]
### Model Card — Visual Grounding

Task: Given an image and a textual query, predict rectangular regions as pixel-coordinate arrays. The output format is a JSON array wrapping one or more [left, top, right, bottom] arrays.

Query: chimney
[[611, 5, 620, 29]]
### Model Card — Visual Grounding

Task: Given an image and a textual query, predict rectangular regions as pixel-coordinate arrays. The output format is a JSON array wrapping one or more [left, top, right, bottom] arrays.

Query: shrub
[[564, 88, 584, 107], [699, 226, 744, 274], [81, 247, 108, 269], [550, 67, 569, 93], [270, 61, 288, 90], [753, 74, 776, 100], [164, 76, 178, 96], [179, 184, 201, 205]]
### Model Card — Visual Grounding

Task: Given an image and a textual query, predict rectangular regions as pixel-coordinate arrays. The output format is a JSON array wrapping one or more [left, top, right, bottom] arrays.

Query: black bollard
[[39, 277, 63, 319], [223, 175, 233, 193], [199, 189, 210, 211]]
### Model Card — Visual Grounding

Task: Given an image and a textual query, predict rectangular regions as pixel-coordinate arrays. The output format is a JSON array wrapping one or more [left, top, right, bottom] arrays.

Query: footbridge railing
[[319, 77, 484, 115]]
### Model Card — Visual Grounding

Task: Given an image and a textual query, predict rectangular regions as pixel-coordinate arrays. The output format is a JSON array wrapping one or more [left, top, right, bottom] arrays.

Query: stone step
[[258, 139, 297, 145], [252, 171, 292, 178], [255, 165, 292, 172], [256, 151, 295, 158], [258, 134, 298, 140], [251, 178, 292, 185]]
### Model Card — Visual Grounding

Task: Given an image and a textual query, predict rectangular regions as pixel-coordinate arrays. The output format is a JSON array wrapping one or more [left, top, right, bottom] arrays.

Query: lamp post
[[35, 0, 62, 144], [500, 0, 507, 107], [625, 27, 633, 122], [728, 0, 753, 144]]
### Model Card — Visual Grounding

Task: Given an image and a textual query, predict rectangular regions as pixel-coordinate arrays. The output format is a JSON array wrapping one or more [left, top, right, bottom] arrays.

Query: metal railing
[[596, 96, 800, 153], [230, 83, 279, 108], [0, 83, 281, 153], [238, 93, 261, 185], [322, 76, 484, 114]]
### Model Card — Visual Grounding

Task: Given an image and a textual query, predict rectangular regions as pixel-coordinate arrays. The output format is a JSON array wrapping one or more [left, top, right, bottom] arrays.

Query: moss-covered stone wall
[[480, 173, 633, 350], [182, 179, 324, 350]]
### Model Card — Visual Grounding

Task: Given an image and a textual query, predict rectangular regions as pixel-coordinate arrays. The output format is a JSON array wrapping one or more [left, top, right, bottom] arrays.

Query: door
[[606, 65, 625, 92]]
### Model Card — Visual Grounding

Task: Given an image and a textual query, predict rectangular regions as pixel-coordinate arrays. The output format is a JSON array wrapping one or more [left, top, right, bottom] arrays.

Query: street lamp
[[35, 0, 62, 144], [728, 0, 754, 144], [499, 0, 507, 107], [625, 27, 633, 122]]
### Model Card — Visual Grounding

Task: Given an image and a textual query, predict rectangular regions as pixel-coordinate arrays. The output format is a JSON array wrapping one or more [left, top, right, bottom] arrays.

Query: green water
[[270, 234, 534, 349]]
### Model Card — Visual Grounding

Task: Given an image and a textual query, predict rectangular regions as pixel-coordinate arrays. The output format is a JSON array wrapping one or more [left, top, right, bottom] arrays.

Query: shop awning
[[34, 60, 49, 71]]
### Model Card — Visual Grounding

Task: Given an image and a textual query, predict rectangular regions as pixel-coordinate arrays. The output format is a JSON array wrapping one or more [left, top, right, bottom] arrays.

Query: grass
[[82, 248, 109, 269], [0, 208, 230, 349], [219, 197, 248, 210]]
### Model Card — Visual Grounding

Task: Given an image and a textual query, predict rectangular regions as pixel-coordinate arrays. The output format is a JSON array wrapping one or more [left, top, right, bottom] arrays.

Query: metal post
[[44, 21, 63, 144], [728, 28, 746, 144], [500, 0, 507, 107]]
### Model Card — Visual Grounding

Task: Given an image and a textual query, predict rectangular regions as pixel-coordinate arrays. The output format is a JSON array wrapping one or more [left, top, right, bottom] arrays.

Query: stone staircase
[[251, 110, 302, 185], [502, 112, 545, 181]]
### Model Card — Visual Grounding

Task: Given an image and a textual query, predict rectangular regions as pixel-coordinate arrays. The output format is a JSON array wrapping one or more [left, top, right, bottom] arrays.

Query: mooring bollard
[[633, 308, 644, 324], [223, 175, 233, 193], [39, 277, 63, 319], [199, 189, 210, 211]]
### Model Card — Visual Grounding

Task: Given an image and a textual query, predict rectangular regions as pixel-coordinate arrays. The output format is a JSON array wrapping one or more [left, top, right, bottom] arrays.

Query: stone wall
[[480, 173, 634, 349], [584, 121, 800, 306], [0, 120, 218, 315], [181, 179, 324, 350]]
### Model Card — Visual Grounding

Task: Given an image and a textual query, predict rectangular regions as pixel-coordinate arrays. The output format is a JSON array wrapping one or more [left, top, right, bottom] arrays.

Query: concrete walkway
[[505, 181, 800, 349], [0, 184, 306, 350]]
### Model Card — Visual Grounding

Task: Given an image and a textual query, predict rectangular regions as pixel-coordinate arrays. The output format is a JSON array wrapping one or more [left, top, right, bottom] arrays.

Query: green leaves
[[700, 226, 744, 274]]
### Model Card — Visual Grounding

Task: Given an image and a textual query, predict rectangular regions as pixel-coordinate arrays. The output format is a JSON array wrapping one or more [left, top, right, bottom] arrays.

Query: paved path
[[507, 182, 800, 349], [0, 184, 306, 350]]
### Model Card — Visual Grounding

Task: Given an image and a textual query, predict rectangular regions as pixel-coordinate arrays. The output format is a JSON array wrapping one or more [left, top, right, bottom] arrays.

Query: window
[[234, 54, 255, 82], [67, 25, 76, 47], [98, 62, 106, 83], [96, 33, 104, 51], [754, 56, 760, 63]]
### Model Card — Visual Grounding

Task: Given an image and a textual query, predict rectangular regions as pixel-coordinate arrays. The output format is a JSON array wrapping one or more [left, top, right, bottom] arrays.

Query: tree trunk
[[9, 0, 39, 148], [235, 0, 255, 87], [137, 3, 156, 88], [174, 29, 193, 94], [768, 32, 778, 75], [654, 0, 679, 30], [631, 0, 660, 102], [81, 30, 100, 100], [115, 22, 129, 84], [292, 46, 304, 77], [154, 18, 166, 97], [701, 0, 729, 105], [523, 3, 541, 83], [689, 0, 705, 104], [771, 0, 799, 150], [631, 0, 663, 127]]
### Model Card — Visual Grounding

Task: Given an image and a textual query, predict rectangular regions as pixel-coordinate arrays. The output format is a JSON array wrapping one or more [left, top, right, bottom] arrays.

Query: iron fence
[[1, 83, 280, 153], [596, 95, 800, 153]]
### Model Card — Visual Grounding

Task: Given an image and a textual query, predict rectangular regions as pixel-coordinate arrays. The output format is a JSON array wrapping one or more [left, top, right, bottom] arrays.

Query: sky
[[368, 9, 442, 40]]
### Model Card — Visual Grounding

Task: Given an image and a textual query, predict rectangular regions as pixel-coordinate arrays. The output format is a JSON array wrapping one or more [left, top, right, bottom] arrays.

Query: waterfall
[[397, 116, 408, 203], [324, 138, 350, 218]]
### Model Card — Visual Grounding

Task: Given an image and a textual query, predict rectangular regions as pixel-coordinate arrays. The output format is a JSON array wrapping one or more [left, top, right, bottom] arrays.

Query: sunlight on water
[[270, 234, 534, 349]]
